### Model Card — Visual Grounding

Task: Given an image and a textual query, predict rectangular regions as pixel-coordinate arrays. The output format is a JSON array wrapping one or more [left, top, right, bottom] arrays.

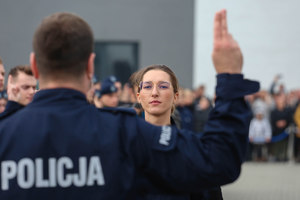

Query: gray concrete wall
[[0, 0, 194, 88]]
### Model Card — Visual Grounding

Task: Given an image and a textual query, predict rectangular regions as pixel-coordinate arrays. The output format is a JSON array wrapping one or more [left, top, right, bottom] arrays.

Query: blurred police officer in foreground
[[94, 76, 119, 108], [0, 10, 259, 199]]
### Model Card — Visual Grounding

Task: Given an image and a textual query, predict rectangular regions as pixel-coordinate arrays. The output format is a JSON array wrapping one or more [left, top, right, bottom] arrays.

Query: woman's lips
[[150, 100, 161, 105]]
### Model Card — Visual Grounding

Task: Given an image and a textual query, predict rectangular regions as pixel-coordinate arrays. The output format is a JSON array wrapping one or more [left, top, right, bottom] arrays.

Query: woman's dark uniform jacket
[[0, 74, 259, 199]]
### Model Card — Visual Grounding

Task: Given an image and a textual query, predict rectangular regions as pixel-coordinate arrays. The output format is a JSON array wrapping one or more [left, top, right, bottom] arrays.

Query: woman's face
[[137, 70, 178, 117]]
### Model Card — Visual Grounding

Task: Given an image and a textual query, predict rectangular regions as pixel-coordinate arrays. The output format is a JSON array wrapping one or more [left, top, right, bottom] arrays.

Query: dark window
[[94, 41, 139, 84]]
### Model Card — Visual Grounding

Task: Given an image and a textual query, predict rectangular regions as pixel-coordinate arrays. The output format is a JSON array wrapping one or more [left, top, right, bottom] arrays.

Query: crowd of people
[[246, 77, 300, 162]]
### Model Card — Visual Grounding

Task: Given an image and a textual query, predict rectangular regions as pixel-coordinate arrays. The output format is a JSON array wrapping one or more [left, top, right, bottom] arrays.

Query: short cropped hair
[[33, 12, 94, 79], [0, 57, 3, 65], [9, 65, 33, 79]]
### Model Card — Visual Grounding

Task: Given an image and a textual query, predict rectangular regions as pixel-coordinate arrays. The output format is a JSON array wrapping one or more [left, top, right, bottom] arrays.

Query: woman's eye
[[159, 85, 169, 89], [143, 85, 152, 89]]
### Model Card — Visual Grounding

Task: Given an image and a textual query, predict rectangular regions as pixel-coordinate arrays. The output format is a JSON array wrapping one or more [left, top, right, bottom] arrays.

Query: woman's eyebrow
[[143, 81, 152, 84], [142, 81, 170, 84], [159, 81, 170, 84]]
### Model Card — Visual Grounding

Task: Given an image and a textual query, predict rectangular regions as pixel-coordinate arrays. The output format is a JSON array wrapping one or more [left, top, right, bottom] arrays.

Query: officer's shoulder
[[98, 107, 137, 116]]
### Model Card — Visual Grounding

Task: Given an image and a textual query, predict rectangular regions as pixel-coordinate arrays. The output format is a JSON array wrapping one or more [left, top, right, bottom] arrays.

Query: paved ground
[[222, 162, 300, 200]]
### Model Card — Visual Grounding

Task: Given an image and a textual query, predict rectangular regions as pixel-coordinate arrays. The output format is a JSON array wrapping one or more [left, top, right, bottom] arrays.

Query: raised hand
[[7, 75, 21, 102], [212, 9, 243, 74]]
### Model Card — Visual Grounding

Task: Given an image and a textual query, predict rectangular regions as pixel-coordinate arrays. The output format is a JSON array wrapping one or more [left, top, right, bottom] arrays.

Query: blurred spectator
[[270, 74, 286, 96], [287, 89, 299, 110], [7, 65, 37, 106], [86, 75, 101, 104], [269, 93, 294, 161], [94, 76, 119, 108], [0, 57, 5, 92], [184, 88, 195, 109], [194, 96, 213, 133], [251, 90, 273, 120], [194, 84, 206, 100], [175, 88, 194, 131], [119, 82, 136, 107], [249, 110, 272, 161], [114, 80, 123, 99], [293, 91, 300, 162], [0, 90, 8, 113]]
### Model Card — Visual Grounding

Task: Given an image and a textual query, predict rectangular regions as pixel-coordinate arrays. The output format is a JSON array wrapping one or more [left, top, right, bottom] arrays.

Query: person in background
[[251, 90, 273, 120], [293, 91, 300, 162], [194, 96, 213, 133], [0, 65, 36, 119], [0, 57, 7, 114], [249, 110, 272, 161], [0, 90, 8, 113], [0, 57, 5, 92], [114, 79, 123, 99], [175, 88, 194, 131], [270, 74, 285, 96], [118, 82, 136, 107], [194, 85, 206, 102], [126, 71, 144, 116], [94, 76, 119, 108], [269, 93, 294, 161], [7, 65, 37, 106], [86, 75, 101, 104]]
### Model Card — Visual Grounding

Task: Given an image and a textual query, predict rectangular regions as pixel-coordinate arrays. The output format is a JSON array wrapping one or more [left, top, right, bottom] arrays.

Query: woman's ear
[[174, 92, 179, 103], [136, 93, 141, 103]]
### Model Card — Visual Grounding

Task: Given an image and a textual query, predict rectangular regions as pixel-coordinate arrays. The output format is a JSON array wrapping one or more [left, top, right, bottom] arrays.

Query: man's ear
[[30, 52, 39, 79], [87, 53, 95, 80]]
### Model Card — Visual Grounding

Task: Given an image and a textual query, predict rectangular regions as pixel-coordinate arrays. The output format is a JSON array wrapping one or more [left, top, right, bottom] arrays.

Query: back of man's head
[[33, 12, 94, 81]]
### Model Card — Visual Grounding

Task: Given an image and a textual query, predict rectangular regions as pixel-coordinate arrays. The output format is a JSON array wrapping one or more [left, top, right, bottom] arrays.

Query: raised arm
[[212, 9, 243, 74], [131, 9, 259, 192]]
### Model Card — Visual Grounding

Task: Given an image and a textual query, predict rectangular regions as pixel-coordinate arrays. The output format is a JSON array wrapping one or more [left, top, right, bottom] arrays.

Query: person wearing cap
[[86, 75, 101, 104], [0, 10, 260, 199], [93, 77, 119, 108]]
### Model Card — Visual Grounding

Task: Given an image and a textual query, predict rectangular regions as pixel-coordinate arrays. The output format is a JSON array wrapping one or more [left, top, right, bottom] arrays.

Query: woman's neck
[[145, 112, 171, 126]]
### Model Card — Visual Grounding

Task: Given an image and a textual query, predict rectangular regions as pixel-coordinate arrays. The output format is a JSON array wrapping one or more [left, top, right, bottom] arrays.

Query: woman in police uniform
[[135, 64, 223, 200]]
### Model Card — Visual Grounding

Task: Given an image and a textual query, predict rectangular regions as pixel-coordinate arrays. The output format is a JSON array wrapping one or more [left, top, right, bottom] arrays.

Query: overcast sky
[[194, 0, 300, 96]]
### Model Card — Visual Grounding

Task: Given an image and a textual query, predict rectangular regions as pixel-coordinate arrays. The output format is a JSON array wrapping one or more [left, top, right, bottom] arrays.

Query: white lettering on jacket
[[1, 156, 105, 190], [159, 126, 171, 146]]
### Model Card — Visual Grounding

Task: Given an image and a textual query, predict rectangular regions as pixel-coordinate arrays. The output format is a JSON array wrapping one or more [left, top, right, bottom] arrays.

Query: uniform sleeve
[[131, 74, 259, 192]]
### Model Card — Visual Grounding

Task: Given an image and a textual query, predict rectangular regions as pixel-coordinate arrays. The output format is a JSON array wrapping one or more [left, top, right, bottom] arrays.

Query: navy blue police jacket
[[0, 100, 24, 120], [0, 74, 259, 199]]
